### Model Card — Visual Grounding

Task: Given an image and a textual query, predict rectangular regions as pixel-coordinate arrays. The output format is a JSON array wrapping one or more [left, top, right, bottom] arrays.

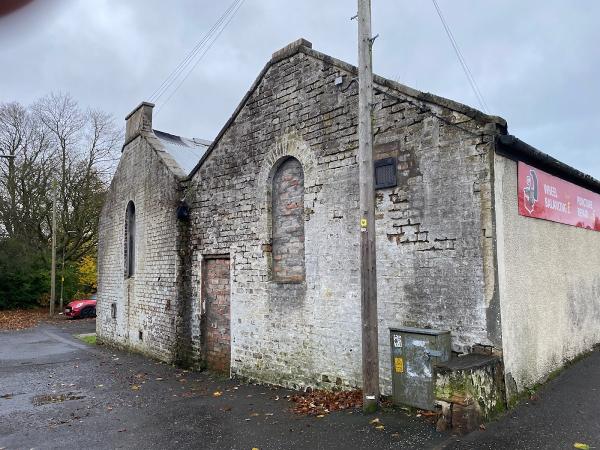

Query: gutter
[[495, 134, 600, 194]]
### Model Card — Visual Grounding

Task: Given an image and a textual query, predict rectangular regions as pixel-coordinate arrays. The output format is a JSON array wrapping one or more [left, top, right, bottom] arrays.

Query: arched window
[[271, 157, 305, 282], [125, 201, 135, 278]]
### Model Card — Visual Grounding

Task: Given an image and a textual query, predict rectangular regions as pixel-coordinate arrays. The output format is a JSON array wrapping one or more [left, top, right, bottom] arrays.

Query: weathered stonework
[[97, 103, 187, 362], [98, 39, 600, 405], [185, 41, 505, 393], [434, 353, 506, 433]]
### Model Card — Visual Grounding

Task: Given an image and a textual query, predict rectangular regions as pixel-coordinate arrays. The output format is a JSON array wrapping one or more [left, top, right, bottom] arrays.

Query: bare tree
[[0, 93, 121, 265]]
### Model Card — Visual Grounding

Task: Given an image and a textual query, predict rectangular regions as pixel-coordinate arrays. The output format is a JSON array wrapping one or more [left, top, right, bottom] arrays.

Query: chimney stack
[[124, 101, 154, 146]]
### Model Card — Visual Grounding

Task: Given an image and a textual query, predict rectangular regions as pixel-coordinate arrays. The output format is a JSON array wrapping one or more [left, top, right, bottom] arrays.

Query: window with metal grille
[[374, 157, 397, 189]]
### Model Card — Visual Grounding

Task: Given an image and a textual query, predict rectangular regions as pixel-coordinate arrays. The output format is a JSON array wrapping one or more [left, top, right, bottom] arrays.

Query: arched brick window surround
[[257, 133, 317, 282], [271, 157, 305, 282]]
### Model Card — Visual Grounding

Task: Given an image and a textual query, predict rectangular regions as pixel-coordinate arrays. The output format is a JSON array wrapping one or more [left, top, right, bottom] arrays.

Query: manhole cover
[[32, 392, 85, 406]]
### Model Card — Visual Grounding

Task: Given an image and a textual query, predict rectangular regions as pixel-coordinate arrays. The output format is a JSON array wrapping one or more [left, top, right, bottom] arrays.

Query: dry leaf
[[213, 391, 222, 397], [375, 425, 385, 430], [0, 308, 48, 331], [369, 418, 381, 425], [290, 389, 363, 416], [574, 444, 590, 450], [131, 385, 140, 391]]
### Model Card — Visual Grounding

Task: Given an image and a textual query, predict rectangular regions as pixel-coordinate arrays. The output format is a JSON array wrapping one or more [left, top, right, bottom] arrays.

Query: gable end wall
[[187, 50, 502, 393], [97, 135, 183, 362]]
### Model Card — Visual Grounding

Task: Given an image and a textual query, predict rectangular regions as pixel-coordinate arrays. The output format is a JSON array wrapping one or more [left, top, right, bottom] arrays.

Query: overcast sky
[[1, 0, 599, 178]]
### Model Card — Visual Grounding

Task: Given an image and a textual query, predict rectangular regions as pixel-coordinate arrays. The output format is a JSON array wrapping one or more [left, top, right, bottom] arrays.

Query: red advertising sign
[[518, 161, 600, 231]]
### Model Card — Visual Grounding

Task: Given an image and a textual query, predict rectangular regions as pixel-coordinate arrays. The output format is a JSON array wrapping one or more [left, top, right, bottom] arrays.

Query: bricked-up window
[[374, 157, 397, 189], [272, 157, 305, 282], [125, 201, 136, 278]]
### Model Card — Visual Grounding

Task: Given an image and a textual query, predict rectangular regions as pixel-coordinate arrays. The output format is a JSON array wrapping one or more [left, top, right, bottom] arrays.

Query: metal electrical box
[[389, 327, 451, 410]]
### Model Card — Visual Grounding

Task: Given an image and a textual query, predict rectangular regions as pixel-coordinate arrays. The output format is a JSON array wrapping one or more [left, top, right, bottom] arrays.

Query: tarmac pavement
[[1, 319, 599, 449], [0, 320, 446, 450]]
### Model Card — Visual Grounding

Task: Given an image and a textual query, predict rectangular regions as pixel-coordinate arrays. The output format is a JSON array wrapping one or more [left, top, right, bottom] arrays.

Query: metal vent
[[374, 157, 397, 189]]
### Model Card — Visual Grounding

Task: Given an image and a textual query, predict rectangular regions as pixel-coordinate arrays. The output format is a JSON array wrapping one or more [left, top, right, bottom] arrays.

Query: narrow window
[[272, 157, 305, 282], [374, 157, 398, 189], [125, 201, 136, 278]]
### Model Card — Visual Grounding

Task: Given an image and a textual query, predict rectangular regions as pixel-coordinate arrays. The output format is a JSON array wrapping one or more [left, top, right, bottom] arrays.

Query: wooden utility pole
[[50, 180, 57, 317], [357, 0, 380, 412]]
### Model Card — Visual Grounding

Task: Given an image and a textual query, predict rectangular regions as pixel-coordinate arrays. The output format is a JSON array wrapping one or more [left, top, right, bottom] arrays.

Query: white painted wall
[[494, 155, 600, 397]]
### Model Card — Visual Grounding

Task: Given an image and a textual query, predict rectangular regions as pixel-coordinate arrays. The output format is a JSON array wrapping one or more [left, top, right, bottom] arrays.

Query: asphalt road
[[442, 348, 600, 450], [1, 320, 598, 449], [0, 320, 446, 450]]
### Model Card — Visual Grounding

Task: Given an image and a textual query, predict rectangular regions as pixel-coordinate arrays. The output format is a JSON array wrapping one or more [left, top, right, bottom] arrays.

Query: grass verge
[[77, 333, 96, 345]]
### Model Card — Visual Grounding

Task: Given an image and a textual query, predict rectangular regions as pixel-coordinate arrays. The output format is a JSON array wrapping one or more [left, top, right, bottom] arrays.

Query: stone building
[[97, 39, 600, 410]]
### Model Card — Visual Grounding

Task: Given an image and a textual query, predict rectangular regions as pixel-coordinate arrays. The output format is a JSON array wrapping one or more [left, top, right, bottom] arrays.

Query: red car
[[64, 295, 97, 319]]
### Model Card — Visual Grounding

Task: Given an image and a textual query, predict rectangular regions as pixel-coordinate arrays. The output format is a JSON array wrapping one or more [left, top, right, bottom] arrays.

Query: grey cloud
[[0, 0, 598, 177]]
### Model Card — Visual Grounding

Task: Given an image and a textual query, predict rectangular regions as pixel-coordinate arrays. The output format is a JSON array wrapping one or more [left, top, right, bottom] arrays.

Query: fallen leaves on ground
[[290, 389, 362, 416], [574, 444, 590, 450], [213, 391, 222, 397], [0, 308, 49, 331], [369, 417, 385, 430]]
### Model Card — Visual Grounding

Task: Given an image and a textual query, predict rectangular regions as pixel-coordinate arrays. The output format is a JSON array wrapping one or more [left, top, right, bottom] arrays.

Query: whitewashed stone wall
[[97, 112, 184, 362], [186, 42, 505, 393]]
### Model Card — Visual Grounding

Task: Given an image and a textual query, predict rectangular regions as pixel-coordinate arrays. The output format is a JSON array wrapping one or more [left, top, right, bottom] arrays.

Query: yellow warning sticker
[[394, 357, 404, 373], [360, 218, 368, 228]]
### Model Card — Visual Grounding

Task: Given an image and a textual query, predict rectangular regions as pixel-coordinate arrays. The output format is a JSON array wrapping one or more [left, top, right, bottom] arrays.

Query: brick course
[[202, 258, 231, 374], [272, 157, 305, 282]]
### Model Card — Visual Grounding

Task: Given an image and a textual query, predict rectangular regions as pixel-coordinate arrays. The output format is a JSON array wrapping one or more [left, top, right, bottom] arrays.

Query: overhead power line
[[431, 0, 489, 114], [150, 0, 245, 111]]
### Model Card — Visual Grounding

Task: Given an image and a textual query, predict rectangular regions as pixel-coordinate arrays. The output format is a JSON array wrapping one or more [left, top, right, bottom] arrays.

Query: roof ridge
[[153, 128, 211, 147], [187, 38, 506, 179]]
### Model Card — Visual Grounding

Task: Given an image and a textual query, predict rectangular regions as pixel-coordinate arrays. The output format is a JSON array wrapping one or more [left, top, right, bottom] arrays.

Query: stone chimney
[[124, 101, 154, 146]]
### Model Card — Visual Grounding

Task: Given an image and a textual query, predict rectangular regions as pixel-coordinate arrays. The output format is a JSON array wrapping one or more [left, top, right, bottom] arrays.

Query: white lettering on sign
[[544, 197, 568, 213], [544, 184, 558, 198], [577, 196, 593, 209]]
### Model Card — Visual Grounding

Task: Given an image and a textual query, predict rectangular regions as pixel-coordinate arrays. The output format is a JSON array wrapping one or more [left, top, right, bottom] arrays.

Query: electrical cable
[[431, 0, 489, 113], [150, 0, 241, 103], [149, 0, 243, 105], [156, 0, 245, 113]]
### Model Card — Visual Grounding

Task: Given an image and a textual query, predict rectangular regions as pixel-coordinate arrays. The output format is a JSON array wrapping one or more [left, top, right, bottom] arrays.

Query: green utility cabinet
[[389, 327, 451, 410]]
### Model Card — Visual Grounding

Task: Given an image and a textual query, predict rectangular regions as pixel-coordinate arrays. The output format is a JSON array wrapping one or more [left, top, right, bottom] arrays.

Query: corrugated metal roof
[[153, 129, 211, 175]]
